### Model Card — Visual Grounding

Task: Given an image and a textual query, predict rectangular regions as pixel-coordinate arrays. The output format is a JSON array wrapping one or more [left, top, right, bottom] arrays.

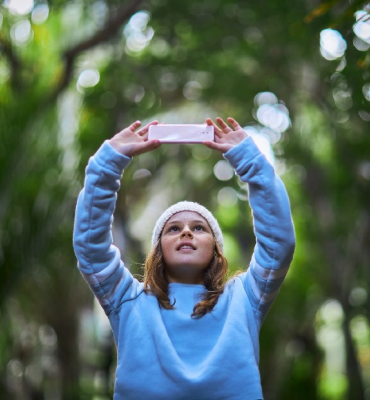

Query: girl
[[73, 117, 295, 399]]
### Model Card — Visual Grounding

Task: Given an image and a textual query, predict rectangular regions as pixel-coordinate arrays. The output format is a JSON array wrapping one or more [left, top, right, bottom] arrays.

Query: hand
[[109, 120, 161, 157], [203, 117, 248, 153]]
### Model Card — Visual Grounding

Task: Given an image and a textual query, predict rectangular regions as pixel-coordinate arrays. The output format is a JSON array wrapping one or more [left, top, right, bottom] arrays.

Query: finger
[[206, 118, 223, 138], [144, 139, 161, 150], [137, 120, 158, 136], [227, 117, 242, 131], [129, 120, 141, 132], [216, 117, 232, 133], [134, 140, 161, 156]]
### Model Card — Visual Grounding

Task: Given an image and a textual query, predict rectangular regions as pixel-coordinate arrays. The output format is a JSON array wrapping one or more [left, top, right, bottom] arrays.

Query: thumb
[[132, 140, 161, 156]]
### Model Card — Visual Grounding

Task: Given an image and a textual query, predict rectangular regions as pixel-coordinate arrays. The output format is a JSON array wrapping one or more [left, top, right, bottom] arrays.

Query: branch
[[304, 0, 342, 24], [0, 36, 22, 91], [50, 0, 146, 99], [304, 0, 367, 25]]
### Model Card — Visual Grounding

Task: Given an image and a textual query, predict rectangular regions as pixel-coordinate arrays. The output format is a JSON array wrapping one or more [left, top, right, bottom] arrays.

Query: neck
[[166, 273, 204, 285]]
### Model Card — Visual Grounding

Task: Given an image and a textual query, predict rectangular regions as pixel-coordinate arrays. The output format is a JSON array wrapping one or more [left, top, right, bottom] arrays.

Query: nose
[[180, 225, 193, 238]]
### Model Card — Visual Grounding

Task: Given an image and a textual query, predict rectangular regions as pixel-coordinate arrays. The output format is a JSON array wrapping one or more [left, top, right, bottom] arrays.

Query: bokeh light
[[316, 299, 347, 399], [123, 11, 154, 55], [31, 4, 49, 25], [255, 91, 278, 106], [357, 161, 370, 180], [130, 10, 151, 30], [254, 92, 291, 136], [91, 1, 108, 29], [191, 145, 212, 161], [132, 169, 152, 180], [333, 89, 353, 111], [256, 104, 290, 133], [250, 91, 290, 163], [149, 38, 170, 58], [0, 61, 10, 84], [5, 0, 34, 15], [217, 187, 238, 207], [320, 29, 347, 60], [10, 19, 33, 46], [124, 84, 145, 103], [158, 70, 178, 92], [353, 36, 370, 51], [362, 83, 370, 101], [317, 299, 344, 325], [183, 81, 202, 101], [349, 287, 368, 306], [76, 69, 100, 91], [213, 160, 234, 181], [353, 11, 370, 44], [7, 359, 23, 378], [39, 325, 57, 347]]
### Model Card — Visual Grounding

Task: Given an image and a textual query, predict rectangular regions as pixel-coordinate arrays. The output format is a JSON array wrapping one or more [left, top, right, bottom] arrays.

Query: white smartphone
[[148, 124, 214, 143]]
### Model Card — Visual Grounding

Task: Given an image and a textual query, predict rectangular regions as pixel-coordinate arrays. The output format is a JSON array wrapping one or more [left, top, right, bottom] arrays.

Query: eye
[[168, 226, 179, 232], [194, 225, 204, 231]]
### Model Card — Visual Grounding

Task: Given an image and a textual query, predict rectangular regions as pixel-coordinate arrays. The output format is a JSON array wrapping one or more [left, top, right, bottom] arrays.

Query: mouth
[[177, 243, 196, 251]]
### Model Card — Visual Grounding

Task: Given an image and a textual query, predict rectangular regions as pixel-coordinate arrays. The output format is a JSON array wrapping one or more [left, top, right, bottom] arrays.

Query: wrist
[[223, 136, 259, 167], [94, 141, 133, 172], [108, 139, 133, 158], [108, 137, 121, 151], [222, 144, 234, 153], [222, 137, 248, 154]]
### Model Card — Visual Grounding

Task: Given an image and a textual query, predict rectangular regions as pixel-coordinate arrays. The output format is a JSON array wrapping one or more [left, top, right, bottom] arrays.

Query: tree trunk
[[342, 311, 365, 400]]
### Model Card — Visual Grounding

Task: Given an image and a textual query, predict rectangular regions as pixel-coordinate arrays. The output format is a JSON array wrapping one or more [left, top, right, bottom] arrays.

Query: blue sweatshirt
[[73, 137, 295, 400]]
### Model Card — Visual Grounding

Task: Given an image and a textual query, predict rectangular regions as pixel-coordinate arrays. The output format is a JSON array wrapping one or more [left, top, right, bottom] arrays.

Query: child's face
[[160, 211, 215, 284]]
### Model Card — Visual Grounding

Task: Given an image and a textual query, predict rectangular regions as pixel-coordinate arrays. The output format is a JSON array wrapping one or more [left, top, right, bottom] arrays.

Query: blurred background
[[0, 0, 370, 399]]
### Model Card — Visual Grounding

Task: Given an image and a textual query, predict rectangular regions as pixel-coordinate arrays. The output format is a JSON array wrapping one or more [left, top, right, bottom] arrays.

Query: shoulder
[[224, 272, 248, 295], [226, 271, 247, 286]]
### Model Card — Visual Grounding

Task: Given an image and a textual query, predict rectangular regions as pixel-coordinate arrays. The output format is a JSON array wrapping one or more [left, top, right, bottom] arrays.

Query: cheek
[[202, 239, 216, 260], [207, 247, 215, 260], [160, 238, 171, 261]]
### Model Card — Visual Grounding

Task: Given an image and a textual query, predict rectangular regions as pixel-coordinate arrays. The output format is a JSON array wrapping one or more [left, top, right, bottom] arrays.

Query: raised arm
[[204, 117, 295, 324], [73, 121, 161, 315]]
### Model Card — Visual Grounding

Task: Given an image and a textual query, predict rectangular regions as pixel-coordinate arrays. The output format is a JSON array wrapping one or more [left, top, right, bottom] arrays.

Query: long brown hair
[[143, 240, 229, 318]]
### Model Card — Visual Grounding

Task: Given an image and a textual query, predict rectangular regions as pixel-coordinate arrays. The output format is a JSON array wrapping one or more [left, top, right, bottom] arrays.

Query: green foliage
[[1, 0, 370, 398]]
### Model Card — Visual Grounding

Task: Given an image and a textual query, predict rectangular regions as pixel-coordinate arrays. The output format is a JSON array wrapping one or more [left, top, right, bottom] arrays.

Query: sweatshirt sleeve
[[73, 141, 144, 315], [223, 137, 295, 324]]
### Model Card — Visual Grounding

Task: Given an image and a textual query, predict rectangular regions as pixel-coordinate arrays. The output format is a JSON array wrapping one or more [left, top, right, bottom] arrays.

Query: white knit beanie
[[151, 201, 223, 251]]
